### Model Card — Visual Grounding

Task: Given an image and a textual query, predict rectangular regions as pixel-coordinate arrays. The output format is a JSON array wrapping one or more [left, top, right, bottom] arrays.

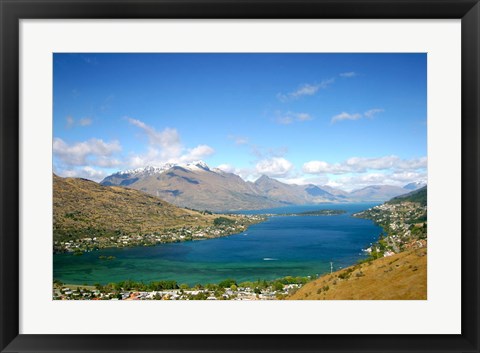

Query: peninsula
[[53, 174, 265, 253]]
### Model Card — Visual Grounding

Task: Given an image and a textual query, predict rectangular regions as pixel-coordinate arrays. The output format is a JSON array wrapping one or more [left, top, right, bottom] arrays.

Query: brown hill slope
[[53, 174, 265, 253], [53, 174, 218, 237], [288, 248, 427, 300]]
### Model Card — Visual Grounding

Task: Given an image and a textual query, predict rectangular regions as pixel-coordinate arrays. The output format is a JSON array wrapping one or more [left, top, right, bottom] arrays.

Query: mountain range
[[101, 161, 426, 212]]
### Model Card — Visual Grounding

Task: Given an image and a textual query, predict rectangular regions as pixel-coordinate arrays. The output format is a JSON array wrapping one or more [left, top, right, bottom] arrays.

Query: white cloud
[[388, 171, 427, 183], [250, 145, 289, 160], [277, 79, 334, 102], [396, 156, 427, 170], [94, 157, 122, 168], [303, 155, 427, 175], [66, 116, 75, 128], [303, 160, 347, 175], [277, 175, 329, 186], [82, 56, 98, 65], [229, 135, 249, 145], [255, 157, 294, 177], [215, 155, 425, 190], [292, 84, 319, 96], [303, 161, 327, 174], [331, 108, 384, 123], [276, 116, 294, 125], [127, 118, 215, 167], [53, 138, 121, 167], [125, 152, 155, 169], [364, 108, 384, 118], [216, 164, 235, 173], [179, 145, 215, 162], [339, 72, 357, 78], [127, 118, 181, 152], [331, 112, 362, 123], [345, 155, 398, 171], [78, 117, 93, 126], [275, 111, 313, 125], [236, 138, 249, 145], [61, 166, 107, 181], [216, 164, 258, 181], [296, 113, 312, 122], [100, 94, 115, 112], [328, 171, 427, 191], [66, 116, 93, 128]]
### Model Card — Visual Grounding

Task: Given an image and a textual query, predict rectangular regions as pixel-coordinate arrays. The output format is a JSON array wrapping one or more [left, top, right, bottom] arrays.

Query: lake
[[53, 203, 381, 286]]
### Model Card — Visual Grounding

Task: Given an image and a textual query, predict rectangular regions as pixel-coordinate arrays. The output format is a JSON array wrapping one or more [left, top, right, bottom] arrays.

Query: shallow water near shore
[[53, 203, 381, 286]]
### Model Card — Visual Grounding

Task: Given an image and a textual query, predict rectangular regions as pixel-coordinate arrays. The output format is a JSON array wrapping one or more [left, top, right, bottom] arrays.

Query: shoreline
[[53, 207, 354, 254], [53, 213, 267, 254]]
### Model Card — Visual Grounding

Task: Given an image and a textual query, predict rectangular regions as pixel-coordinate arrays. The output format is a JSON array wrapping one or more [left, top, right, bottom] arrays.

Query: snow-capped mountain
[[118, 164, 175, 176], [101, 161, 425, 211], [102, 161, 211, 187], [101, 161, 341, 211], [118, 161, 210, 176]]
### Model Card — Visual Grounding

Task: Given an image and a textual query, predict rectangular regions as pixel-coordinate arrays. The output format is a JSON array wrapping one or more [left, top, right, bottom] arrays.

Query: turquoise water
[[53, 203, 381, 285]]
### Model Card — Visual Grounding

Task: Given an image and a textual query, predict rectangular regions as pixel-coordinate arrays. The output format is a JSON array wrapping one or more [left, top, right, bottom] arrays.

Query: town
[[52, 276, 310, 300], [353, 194, 427, 259]]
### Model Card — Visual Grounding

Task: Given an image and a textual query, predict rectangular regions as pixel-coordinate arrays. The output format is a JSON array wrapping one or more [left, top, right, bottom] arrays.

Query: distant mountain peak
[[101, 161, 214, 187], [114, 161, 210, 177], [255, 175, 273, 183], [403, 181, 427, 191], [118, 165, 173, 176], [348, 184, 409, 202], [187, 160, 210, 171]]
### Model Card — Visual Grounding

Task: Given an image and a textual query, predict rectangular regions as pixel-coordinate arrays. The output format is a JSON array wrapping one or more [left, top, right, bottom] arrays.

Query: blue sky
[[53, 53, 427, 190]]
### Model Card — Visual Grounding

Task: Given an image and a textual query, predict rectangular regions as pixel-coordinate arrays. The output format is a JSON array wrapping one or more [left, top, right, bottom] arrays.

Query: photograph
[[52, 53, 427, 301], [2, 0, 478, 350]]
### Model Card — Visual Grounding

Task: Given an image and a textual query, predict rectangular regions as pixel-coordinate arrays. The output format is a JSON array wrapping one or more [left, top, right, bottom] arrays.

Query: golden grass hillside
[[53, 174, 222, 240], [288, 248, 427, 300]]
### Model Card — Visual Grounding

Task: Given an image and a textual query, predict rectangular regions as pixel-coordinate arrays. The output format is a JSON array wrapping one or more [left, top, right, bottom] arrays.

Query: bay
[[53, 203, 381, 286]]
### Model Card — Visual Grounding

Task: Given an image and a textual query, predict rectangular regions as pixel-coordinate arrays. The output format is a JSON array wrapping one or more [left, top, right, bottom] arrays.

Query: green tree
[[218, 279, 237, 288]]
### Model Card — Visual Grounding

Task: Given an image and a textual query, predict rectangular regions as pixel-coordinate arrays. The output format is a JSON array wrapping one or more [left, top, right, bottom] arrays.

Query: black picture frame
[[1, 1, 479, 352]]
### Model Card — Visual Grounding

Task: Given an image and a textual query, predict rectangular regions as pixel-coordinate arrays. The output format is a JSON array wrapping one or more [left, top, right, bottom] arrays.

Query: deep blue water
[[53, 203, 381, 285]]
